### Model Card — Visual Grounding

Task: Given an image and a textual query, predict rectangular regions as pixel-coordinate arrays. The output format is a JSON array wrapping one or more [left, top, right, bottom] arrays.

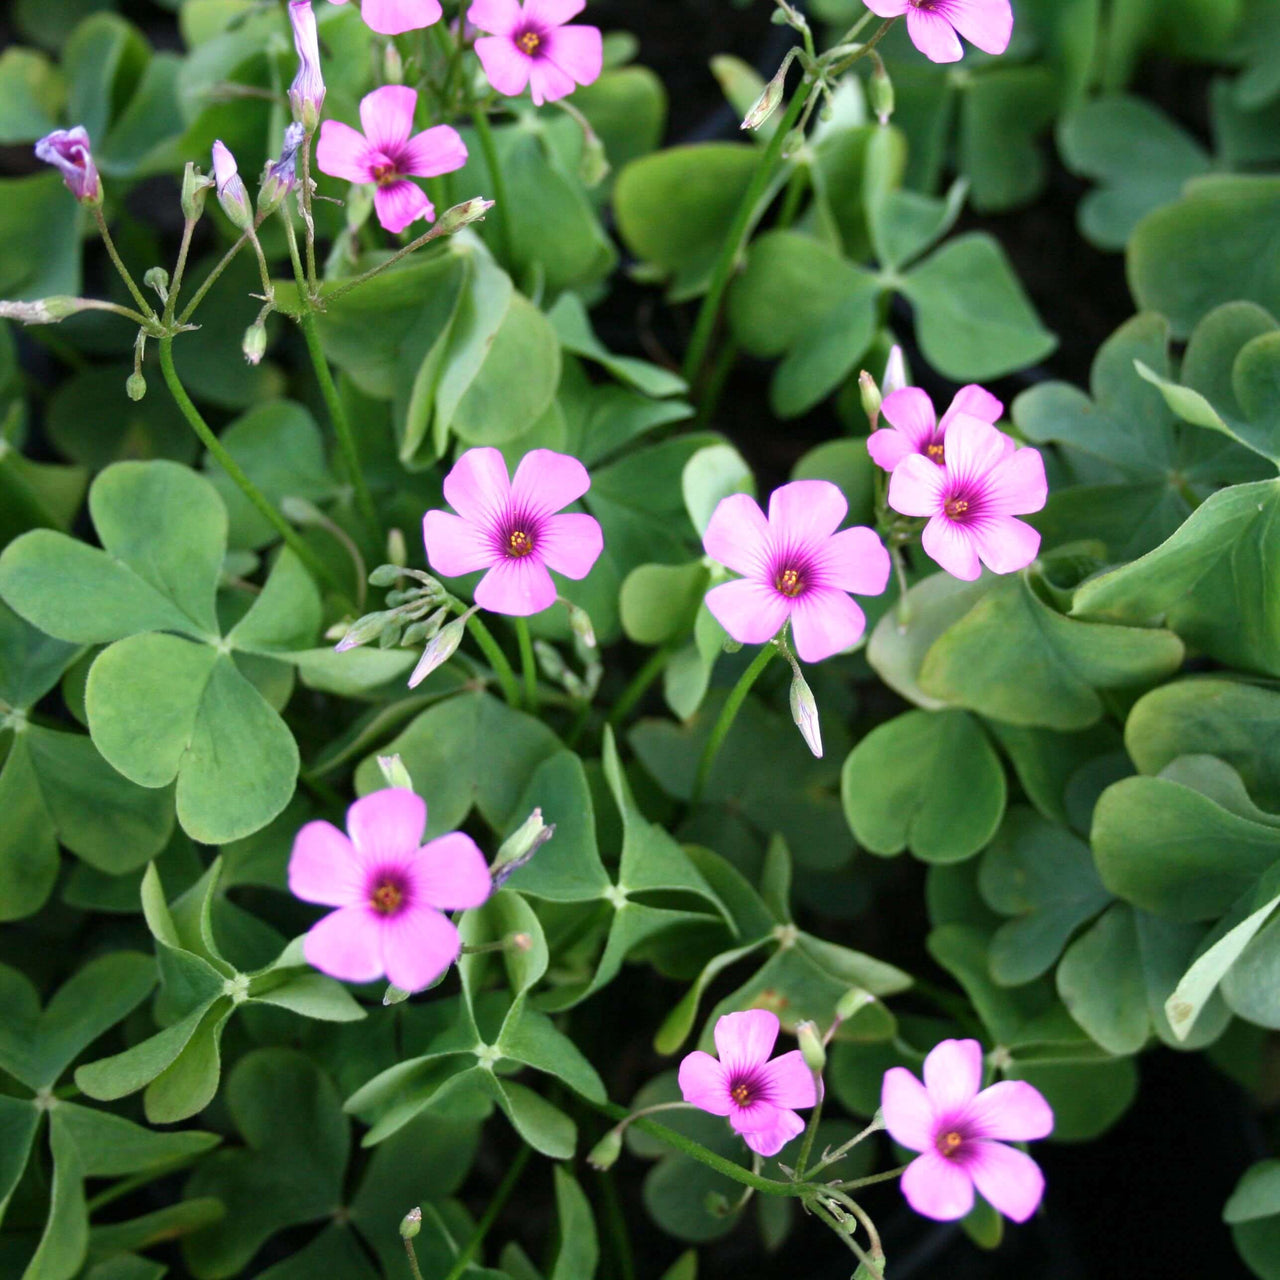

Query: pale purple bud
[[289, 1, 326, 130], [883, 344, 907, 396], [407, 614, 467, 688], [34, 127, 101, 205], [259, 123, 306, 214], [789, 667, 822, 758], [211, 140, 253, 231]]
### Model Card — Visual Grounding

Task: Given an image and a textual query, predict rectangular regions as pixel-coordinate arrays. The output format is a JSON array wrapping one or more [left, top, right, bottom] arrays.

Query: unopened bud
[[126, 372, 147, 402], [384, 39, 404, 84], [789, 668, 822, 758], [407, 613, 467, 688], [383, 983, 411, 1006], [144, 267, 170, 300], [387, 527, 408, 567], [377, 754, 414, 791], [336, 610, 395, 652], [182, 162, 214, 221], [580, 127, 610, 187], [399, 1207, 422, 1239], [434, 197, 494, 236], [492, 807, 555, 885], [835, 986, 875, 1023], [509, 932, 532, 952], [535, 640, 567, 682], [35, 127, 102, 205], [288, 1, 327, 130], [0, 297, 93, 325], [859, 370, 882, 427], [796, 1020, 826, 1074], [741, 55, 791, 132], [869, 60, 895, 125], [259, 122, 305, 215], [369, 563, 404, 588], [587, 1128, 623, 1171], [883, 344, 907, 396], [211, 140, 254, 232], [566, 601, 597, 650], [242, 319, 267, 366]]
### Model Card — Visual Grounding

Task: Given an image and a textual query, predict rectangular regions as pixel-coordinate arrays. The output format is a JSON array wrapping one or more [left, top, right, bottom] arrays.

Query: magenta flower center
[[942, 478, 987, 523], [368, 870, 410, 916], [729, 1074, 761, 1107], [775, 566, 804, 597], [516, 28, 543, 55], [371, 159, 400, 186], [925, 441, 945, 465], [507, 529, 534, 557], [936, 1129, 965, 1158]]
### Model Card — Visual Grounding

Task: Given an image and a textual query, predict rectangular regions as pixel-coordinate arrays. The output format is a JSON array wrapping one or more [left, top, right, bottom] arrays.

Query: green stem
[[691, 644, 777, 804], [515, 616, 538, 711], [165, 218, 197, 325], [792, 1088, 824, 1182], [466, 611, 522, 708], [696, 338, 739, 427], [890, 543, 910, 631], [471, 104, 513, 262], [608, 643, 674, 725], [596, 1170, 636, 1280], [834, 1164, 908, 1193], [158, 337, 344, 599], [807, 1113, 885, 1180], [403, 1236, 426, 1280], [300, 133, 318, 294], [178, 234, 248, 325], [681, 82, 811, 386], [821, 1185, 885, 1268], [320, 212, 476, 304], [809, 1196, 882, 1276], [92, 208, 156, 320], [440, 1145, 531, 1280]]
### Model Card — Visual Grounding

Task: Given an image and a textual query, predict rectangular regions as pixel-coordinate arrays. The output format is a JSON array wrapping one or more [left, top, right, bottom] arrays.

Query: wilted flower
[[34, 127, 101, 204], [329, 0, 443, 35], [468, 0, 603, 106], [288, 788, 491, 992], [886, 414, 1047, 581], [702, 480, 890, 663], [863, 0, 1012, 64], [678, 1010, 818, 1157], [288, 1, 326, 129], [211, 140, 254, 231], [882, 1038, 1053, 1222], [423, 447, 604, 617], [867, 384, 1005, 473], [316, 85, 467, 233], [259, 123, 306, 214]]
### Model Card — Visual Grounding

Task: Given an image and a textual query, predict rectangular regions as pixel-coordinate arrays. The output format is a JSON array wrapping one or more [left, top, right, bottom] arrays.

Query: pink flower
[[423, 447, 604, 617], [863, 0, 1013, 64], [328, 0, 442, 35], [881, 1038, 1053, 1223], [316, 85, 467, 233], [702, 480, 890, 664], [468, 0, 603, 106], [867, 384, 1005, 472], [288, 788, 491, 992], [887, 415, 1047, 581], [678, 1010, 818, 1157], [288, 1, 325, 129], [211, 139, 253, 231], [36, 127, 101, 204]]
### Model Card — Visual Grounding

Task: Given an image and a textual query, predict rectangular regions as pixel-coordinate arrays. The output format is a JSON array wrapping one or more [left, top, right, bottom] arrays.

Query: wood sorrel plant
[[4, 0, 1280, 1276]]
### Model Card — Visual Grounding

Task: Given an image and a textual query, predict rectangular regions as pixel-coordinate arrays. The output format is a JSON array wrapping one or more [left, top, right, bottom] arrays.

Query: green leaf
[[22, 1112, 87, 1280], [142, 999, 234, 1124], [479, 1072, 576, 1159], [840, 710, 1005, 863], [960, 67, 1056, 214], [682, 443, 754, 537], [54, 1102, 219, 1177], [496, 1000, 606, 1104], [249, 970, 366, 1023], [547, 293, 686, 398], [1055, 903, 1150, 1054], [0, 1096, 39, 1224], [619, 562, 708, 645], [550, 1167, 598, 1280], [0, 48, 63, 143], [0, 736, 60, 921], [0, 174, 80, 302], [87, 1199, 225, 1262]]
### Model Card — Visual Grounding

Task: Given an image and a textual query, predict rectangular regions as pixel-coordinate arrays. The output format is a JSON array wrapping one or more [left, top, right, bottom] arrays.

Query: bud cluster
[[332, 565, 451, 656]]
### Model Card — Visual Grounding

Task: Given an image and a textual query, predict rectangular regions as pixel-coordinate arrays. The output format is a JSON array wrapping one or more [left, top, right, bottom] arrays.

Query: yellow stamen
[[517, 30, 541, 54], [507, 529, 534, 557], [776, 567, 803, 597], [937, 1130, 963, 1157], [371, 881, 403, 914]]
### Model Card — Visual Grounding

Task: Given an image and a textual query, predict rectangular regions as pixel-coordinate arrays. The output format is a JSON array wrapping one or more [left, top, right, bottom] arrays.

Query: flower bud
[[869, 60, 895, 125], [587, 1128, 623, 1171], [0, 297, 94, 325], [35, 127, 101, 205], [288, 1, 326, 131], [566, 601, 597, 650], [492, 807, 555, 885], [384, 39, 404, 85], [368, 563, 404, 588], [211, 140, 254, 232], [387, 527, 408, 567], [407, 613, 467, 688], [377, 754, 414, 791], [126, 372, 147, 402], [789, 667, 822, 759], [242, 319, 268, 366], [882, 344, 907, 396], [796, 1019, 826, 1074], [835, 986, 875, 1023], [859, 370, 882, 427], [741, 56, 789, 132], [259, 123, 306, 216], [335, 610, 395, 653], [433, 197, 495, 236], [182, 162, 214, 221], [534, 640, 567, 682], [143, 267, 170, 300], [399, 1207, 422, 1240]]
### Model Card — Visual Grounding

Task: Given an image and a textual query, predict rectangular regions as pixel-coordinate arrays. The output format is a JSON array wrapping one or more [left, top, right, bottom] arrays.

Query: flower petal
[[816, 526, 891, 596], [444, 446, 511, 524], [760, 1049, 818, 1110], [315, 120, 374, 184], [923, 1038, 984, 1115], [400, 124, 468, 178], [964, 1080, 1054, 1142], [789, 588, 867, 663], [944, 414, 1010, 488], [939, 0, 1014, 55], [527, 55, 578, 105], [900, 1151, 975, 1221], [740, 1109, 805, 1157], [866, 428, 917, 472], [410, 831, 492, 910], [906, 6, 965, 62], [538, 512, 603, 579], [965, 1141, 1045, 1223], [767, 479, 848, 546], [887, 454, 945, 518], [361, 0, 443, 33], [982, 446, 1048, 517], [541, 23, 603, 88], [380, 904, 460, 992], [524, 0, 585, 25], [881, 1067, 937, 1153], [360, 84, 418, 153], [511, 448, 591, 515], [861, 0, 909, 13], [468, 0, 521, 35], [474, 35, 533, 96], [289, 820, 364, 907], [374, 180, 432, 233], [347, 788, 426, 865], [714, 1009, 779, 1075], [972, 514, 1040, 575], [424, 509, 495, 578], [703, 492, 771, 578], [922, 515, 982, 580], [879, 388, 938, 448], [304, 906, 384, 983], [678, 1050, 733, 1116], [475, 556, 558, 615], [940, 384, 1003, 430], [704, 579, 789, 646]]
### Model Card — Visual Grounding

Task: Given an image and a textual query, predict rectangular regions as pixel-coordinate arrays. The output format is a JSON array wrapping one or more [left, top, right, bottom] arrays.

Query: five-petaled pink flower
[[863, 0, 1013, 64], [316, 85, 467, 233], [867, 384, 1005, 473], [423, 447, 604, 617], [329, 0, 442, 35], [289, 788, 491, 992], [887, 415, 1046, 581], [702, 480, 890, 663], [468, 0, 603, 106], [679, 1010, 818, 1157], [882, 1038, 1053, 1223], [35, 127, 101, 204]]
